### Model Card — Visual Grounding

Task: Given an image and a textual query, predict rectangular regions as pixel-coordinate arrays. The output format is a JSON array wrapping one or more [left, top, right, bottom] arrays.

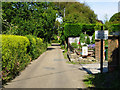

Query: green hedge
[[64, 23, 82, 37], [82, 24, 96, 36], [2, 35, 30, 82], [111, 24, 120, 32], [2, 35, 47, 83], [26, 35, 47, 60]]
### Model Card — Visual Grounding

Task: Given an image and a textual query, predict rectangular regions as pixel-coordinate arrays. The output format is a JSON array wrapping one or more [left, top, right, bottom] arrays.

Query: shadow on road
[[47, 47, 55, 51]]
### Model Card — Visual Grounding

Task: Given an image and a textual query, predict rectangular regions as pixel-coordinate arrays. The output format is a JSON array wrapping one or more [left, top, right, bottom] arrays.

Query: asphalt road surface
[[4, 43, 87, 88]]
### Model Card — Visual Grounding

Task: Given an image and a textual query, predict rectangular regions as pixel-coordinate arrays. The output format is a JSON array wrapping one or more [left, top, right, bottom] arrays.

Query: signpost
[[95, 27, 108, 73]]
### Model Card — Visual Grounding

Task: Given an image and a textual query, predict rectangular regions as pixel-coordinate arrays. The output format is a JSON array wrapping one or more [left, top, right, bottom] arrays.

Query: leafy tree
[[2, 2, 57, 42], [109, 12, 120, 24], [54, 2, 97, 24]]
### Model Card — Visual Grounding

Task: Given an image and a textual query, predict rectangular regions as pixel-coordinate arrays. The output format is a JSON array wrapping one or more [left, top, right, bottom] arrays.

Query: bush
[[2, 34, 47, 83], [71, 43, 78, 49], [64, 23, 82, 37], [82, 24, 96, 36], [26, 35, 47, 60], [86, 35, 91, 44], [2, 35, 30, 82]]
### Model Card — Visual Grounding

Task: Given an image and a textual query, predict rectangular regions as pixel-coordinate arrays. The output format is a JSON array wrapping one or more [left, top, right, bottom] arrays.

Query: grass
[[84, 68, 120, 88], [63, 49, 68, 59]]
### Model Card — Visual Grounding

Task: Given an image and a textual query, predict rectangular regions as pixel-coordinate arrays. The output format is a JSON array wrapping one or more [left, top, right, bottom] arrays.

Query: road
[[4, 43, 87, 88]]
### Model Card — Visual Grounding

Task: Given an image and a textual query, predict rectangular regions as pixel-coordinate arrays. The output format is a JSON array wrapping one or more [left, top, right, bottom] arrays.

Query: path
[[4, 43, 87, 88]]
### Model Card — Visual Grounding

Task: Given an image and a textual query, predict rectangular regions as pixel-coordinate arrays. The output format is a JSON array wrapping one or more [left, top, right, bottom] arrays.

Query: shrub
[[2, 34, 47, 83], [91, 32, 95, 44], [26, 35, 47, 60], [82, 24, 96, 36], [64, 23, 82, 37], [2, 35, 30, 82], [86, 35, 91, 44], [71, 39, 78, 49]]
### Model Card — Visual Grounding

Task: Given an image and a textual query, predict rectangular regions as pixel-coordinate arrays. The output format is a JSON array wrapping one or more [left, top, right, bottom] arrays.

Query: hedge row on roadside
[[64, 23, 120, 38], [2, 35, 47, 83]]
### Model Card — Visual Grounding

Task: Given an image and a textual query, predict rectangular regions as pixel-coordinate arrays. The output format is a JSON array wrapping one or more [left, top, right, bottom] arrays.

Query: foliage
[[2, 35, 47, 83], [79, 33, 85, 43], [94, 22, 103, 30], [104, 22, 120, 33], [111, 24, 120, 32], [91, 32, 95, 44], [26, 35, 47, 60], [54, 2, 97, 24], [109, 12, 120, 23], [71, 39, 78, 49], [64, 23, 82, 37], [2, 2, 57, 42], [2, 35, 30, 82], [82, 24, 96, 36], [86, 35, 91, 44]]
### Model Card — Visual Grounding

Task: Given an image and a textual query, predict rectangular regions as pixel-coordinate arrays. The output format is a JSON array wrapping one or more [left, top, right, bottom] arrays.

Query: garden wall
[[108, 35, 119, 72]]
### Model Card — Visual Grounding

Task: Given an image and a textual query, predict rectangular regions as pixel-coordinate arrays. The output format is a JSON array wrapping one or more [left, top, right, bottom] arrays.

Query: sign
[[82, 46, 88, 56], [95, 30, 108, 39]]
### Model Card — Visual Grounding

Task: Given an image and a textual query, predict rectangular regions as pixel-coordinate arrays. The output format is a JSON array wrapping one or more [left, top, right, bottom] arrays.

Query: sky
[[84, 2, 118, 22], [56, 0, 119, 23], [77, 0, 119, 22]]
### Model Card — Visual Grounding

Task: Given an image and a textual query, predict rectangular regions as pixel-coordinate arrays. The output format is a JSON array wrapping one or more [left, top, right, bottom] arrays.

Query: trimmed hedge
[[26, 35, 47, 60], [82, 24, 96, 36], [2, 35, 47, 83], [64, 23, 82, 37], [111, 24, 120, 32]]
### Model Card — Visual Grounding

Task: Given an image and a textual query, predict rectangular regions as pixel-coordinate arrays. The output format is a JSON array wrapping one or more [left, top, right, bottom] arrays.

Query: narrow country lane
[[4, 43, 87, 88]]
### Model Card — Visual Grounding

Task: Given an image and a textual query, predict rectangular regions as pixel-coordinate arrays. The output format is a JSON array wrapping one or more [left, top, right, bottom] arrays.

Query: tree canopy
[[54, 2, 97, 24], [109, 12, 120, 24], [2, 2, 57, 42]]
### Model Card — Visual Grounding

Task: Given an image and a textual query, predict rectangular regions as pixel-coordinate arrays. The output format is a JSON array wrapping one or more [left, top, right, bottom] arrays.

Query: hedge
[[64, 23, 82, 37], [2, 35, 47, 83], [111, 24, 120, 32], [82, 24, 96, 36], [26, 35, 47, 60]]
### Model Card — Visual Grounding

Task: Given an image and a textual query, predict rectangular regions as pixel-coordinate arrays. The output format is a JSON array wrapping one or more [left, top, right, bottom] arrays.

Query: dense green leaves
[[109, 12, 120, 23], [54, 2, 97, 24], [2, 35, 47, 83], [64, 23, 82, 37], [2, 2, 57, 42]]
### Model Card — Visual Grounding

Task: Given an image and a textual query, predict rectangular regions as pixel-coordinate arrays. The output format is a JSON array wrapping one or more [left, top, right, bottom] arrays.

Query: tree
[[109, 12, 120, 24], [2, 2, 57, 42], [54, 2, 97, 24]]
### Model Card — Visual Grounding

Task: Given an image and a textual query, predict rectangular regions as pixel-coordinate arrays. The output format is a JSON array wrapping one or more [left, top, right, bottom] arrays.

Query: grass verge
[[84, 69, 120, 88]]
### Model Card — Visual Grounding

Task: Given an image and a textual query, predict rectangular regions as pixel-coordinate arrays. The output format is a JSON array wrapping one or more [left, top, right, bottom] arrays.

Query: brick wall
[[95, 39, 105, 61], [108, 35, 119, 72]]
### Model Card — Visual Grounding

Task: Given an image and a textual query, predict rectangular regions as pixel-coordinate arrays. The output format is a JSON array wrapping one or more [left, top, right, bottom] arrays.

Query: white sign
[[95, 30, 108, 39], [82, 46, 88, 56]]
